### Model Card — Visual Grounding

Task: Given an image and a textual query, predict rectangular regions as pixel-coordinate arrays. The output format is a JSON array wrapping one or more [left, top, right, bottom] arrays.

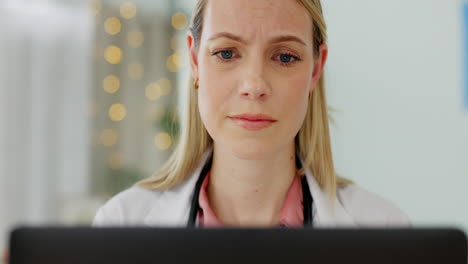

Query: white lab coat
[[93, 146, 410, 227]]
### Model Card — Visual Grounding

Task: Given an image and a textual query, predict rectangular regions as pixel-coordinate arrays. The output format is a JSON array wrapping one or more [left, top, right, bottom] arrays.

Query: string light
[[104, 17, 122, 35], [99, 129, 118, 146], [120, 2, 137, 19], [108, 103, 126, 122], [89, 0, 102, 16], [171, 12, 188, 30], [171, 52, 182, 67], [154, 132, 172, 150], [158, 78, 172, 96], [166, 54, 178, 72], [104, 45, 122, 64], [103, 75, 120, 94], [145, 83, 162, 101], [128, 30, 144, 48]]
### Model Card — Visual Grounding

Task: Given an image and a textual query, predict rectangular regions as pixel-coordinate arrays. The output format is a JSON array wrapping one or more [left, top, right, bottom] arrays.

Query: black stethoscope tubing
[[187, 153, 314, 227]]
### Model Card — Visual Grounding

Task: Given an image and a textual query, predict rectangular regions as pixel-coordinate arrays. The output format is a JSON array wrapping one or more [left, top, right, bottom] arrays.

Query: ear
[[309, 43, 328, 95], [187, 32, 199, 80]]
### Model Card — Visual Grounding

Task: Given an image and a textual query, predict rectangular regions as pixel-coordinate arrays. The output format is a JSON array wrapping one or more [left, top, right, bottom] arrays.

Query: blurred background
[[0, 0, 467, 259]]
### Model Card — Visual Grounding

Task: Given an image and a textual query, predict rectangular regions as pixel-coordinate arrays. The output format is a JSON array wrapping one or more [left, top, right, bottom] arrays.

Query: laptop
[[9, 227, 467, 264]]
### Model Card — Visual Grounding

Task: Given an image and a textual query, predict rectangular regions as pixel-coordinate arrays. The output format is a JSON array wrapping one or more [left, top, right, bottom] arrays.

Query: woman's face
[[188, 0, 327, 159]]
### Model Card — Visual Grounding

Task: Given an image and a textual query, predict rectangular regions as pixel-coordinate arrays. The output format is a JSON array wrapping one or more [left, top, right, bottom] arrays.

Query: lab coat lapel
[[143, 146, 214, 227], [301, 157, 356, 227]]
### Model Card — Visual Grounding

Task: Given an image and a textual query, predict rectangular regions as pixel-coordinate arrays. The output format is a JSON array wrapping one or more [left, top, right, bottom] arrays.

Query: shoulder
[[92, 186, 165, 226], [336, 184, 411, 226]]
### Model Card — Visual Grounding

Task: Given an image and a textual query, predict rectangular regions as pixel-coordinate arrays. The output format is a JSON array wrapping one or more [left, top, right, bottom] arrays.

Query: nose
[[238, 59, 270, 101]]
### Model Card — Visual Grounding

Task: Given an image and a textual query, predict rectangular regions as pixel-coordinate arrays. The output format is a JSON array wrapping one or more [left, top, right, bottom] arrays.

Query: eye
[[280, 54, 293, 63], [212, 49, 238, 62], [219, 50, 233, 59], [274, 52, 301, 67]]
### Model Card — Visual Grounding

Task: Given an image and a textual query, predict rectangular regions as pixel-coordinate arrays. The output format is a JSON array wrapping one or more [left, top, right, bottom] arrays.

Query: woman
[[93, 0, 410, 228]]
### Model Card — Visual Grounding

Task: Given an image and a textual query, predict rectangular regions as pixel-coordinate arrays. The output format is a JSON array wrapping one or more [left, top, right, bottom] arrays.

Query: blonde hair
[[136, 0, 352, 202]]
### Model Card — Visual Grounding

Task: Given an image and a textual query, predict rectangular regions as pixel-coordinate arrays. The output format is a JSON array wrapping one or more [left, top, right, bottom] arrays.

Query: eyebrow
[[207, 32, 307, 46]]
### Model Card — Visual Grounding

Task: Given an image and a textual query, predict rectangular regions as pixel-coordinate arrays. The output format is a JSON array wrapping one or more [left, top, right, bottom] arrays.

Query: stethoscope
[[187, 153, 314, 227]]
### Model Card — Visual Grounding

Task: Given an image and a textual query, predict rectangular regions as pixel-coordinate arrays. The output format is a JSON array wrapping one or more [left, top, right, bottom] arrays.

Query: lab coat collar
[[144, 146, 356, 227]]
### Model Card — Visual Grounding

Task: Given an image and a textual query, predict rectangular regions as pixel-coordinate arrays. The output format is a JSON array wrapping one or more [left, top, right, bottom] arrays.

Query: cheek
[[197, 80, 228, 137], [197, 59, 234, 126], [276, 79, 310, 139], [198, 87, 215, 125], [280, 79, 309, 118]]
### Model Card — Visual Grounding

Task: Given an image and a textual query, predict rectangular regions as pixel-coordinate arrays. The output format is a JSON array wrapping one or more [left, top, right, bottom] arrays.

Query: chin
[[225, 140, 278, 160]]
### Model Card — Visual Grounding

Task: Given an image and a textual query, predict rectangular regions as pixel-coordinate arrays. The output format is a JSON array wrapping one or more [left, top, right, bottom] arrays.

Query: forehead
[[202, 0, 313, 45]]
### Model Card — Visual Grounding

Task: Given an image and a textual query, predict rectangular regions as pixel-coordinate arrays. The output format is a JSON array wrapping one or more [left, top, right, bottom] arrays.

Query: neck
[[208, 143, 298, 227]]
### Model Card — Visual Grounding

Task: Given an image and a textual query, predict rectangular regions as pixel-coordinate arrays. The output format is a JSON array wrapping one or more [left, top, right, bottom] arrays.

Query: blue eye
[[279, 54, 293, 63], [213, 49, 301, 67], [220, 50, 233, 59]]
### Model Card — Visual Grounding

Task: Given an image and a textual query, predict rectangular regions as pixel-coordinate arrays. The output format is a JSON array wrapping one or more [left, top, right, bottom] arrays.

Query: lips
[[228, 113, 277, 131], [228, 113, 276, 122]]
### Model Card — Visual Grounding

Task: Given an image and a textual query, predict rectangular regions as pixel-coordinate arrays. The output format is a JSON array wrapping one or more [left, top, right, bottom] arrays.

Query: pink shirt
[[198, 170, 304, 227]]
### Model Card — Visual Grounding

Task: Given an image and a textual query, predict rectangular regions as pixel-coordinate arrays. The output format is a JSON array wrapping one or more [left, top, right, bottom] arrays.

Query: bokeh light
[[89, 0, 102, 16], [104, 17, 122, 35], [128, 30, 144, 48], [171, 12, 188, 30], [145, 83, 162, 101], [154, 132, 172, 150], [171, 52, 182, 67], [103, 75, 120, 94], [104, 45, 122, 64], [99, 129, 118, 147], [108, 103, 127, 122], [120, 2, 137, 19], [166, 54, 178, 72], [158, 78, 172, 96]]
